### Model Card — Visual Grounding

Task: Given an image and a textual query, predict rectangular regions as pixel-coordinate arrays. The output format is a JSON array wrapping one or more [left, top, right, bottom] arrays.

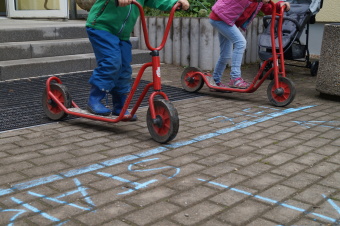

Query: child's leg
[[228, 28, 246, 80], [110, 40, 137, 120], [210, 19, 232, 84], [86, 28, 123, 115], [216, 24, 246, 80], [114, 40, 133, 95], [213, 32, 232, 83], [87, 27, 122, 92]]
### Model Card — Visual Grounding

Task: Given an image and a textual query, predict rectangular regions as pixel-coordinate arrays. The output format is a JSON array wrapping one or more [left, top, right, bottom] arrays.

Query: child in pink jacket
[[210, 0, 290, 90]]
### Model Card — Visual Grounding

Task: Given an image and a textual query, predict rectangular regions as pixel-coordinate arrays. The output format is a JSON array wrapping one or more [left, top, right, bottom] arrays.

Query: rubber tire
[[181, 67, 204, 92], [42, 83, 72, 120], [310, 61, 319, 77], [267, 77, 296, 107], [147, 99, 179, 144]]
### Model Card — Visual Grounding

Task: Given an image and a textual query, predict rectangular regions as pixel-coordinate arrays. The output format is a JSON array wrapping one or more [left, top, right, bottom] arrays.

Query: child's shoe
[[111, 92, 137, 121], [86, 85, 111, 116], [228, 78, 250, 89], [210, 83, 231, 93]]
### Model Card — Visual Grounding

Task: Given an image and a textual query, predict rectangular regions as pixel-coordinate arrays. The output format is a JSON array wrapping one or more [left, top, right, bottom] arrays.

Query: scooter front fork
[[148, 91, 168, 122]]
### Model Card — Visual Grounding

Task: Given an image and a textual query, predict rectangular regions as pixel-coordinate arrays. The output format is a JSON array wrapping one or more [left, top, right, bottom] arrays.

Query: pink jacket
[[212, 0, 270, 30]]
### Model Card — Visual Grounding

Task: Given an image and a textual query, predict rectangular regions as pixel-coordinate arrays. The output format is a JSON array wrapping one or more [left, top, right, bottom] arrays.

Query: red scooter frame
[[181, 1, 296, 107], [42, 1, 180, 143]]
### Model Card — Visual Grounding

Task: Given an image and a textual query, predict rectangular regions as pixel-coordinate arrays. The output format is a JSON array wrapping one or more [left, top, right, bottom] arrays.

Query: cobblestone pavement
[[0, 62, 339, 226]]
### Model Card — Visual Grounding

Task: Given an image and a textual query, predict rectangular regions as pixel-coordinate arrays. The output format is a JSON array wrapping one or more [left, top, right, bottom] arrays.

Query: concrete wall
[[316, 0, 340, 23], [315, 23, 340, 96]]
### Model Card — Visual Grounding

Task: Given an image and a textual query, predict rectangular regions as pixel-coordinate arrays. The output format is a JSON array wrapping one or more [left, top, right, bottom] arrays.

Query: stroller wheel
[[181, 67, 204, 92], [267, 77, 296, 107], [310, 61, 319, 76]]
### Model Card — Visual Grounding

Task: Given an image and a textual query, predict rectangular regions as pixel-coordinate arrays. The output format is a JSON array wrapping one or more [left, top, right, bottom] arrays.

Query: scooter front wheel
[[147, 99, 179, 143], [42, 83, 72, 120], [267, 77, 296, 107], [181, 67, 204, 92]]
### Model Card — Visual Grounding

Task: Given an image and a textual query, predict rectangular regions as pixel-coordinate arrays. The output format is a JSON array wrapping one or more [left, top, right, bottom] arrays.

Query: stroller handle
[[115, 0, 181, 51]]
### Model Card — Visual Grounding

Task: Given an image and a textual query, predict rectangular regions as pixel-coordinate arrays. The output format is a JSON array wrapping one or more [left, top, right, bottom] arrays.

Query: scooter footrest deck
[[206, 76, 217, 86], [68, 108, 118, 119]]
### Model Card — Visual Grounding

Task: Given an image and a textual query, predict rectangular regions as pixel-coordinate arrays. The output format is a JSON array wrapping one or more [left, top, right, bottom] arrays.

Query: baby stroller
[[258, 0, 323, 77]]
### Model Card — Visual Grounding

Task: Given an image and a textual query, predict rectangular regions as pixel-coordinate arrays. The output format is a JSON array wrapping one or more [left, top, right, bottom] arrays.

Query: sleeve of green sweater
[[144, 0, 178, 12]]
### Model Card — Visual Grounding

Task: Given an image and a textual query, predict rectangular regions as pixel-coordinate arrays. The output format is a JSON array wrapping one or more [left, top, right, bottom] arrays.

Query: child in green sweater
[[86, 0, 189, 119]]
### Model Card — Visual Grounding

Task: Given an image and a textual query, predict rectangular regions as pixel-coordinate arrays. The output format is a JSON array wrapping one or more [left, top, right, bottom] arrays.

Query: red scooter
[[42, 1, 180, 143], [181, 1, 296, 107]]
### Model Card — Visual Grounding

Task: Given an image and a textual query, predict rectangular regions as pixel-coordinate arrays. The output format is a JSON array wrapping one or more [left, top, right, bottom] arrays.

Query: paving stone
[[293, 184, 336, 205], [5, 143, 49, 155], [282, 173, 322, 189], [169, 185, 217, 207], [125, 186, 175, 207], [262, 199, 312, 224], [202, 162, 242, 178], [30, 152, 75, 165], [63, 153, 107, 166], [294, 152, 327, 166], [242, 173, 285, 190], [124, 202, 180, 225], [231, 153, 264, 166], [247, 218, 279, 226], [0, 152, 42, 165], [171, 201, 224, 225], [318, 172, 340, 189], [270, 161, 309, 177], [217, 199, 271, 225], [257, 184, 297, 203], [165, 174, 212, 191], [77, 201, 135, 225], [0, 172, 26, 185], [261, 152, 296, 165], [305, 161, 340, 177], [236, 162, 273, 177], [22, 162, 71, 177]]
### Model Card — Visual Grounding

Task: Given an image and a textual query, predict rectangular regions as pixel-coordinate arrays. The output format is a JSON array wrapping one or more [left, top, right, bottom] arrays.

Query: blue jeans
[[209, 19, 246, 83], [86, 27, 132, 94]]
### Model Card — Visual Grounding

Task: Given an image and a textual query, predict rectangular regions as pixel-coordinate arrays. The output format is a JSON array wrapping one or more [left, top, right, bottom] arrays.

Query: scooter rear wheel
[[147, 99, 179, 143], [267, 77, 296, 107], [181, 67, 204, 92], [42, 83, 72, 120]]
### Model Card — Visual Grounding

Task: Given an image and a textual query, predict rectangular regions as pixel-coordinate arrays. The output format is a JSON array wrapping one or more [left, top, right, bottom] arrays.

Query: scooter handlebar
[[115, 0, 182, 51]]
